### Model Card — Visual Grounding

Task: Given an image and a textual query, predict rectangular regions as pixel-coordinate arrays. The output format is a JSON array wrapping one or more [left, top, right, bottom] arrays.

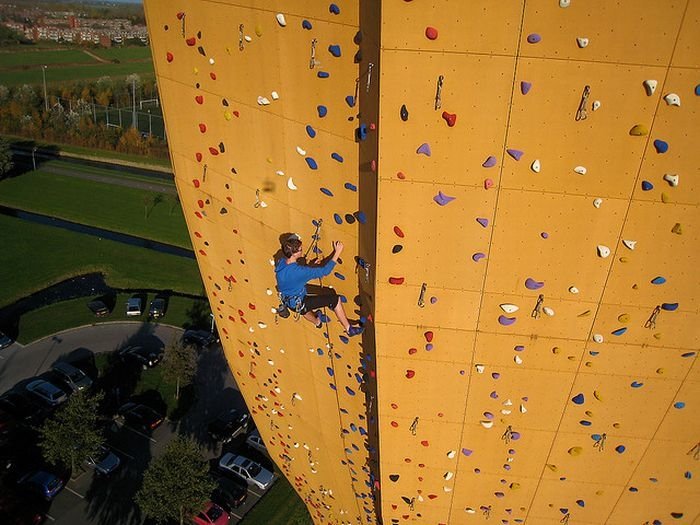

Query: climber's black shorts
[[300, 289, 339, 314]]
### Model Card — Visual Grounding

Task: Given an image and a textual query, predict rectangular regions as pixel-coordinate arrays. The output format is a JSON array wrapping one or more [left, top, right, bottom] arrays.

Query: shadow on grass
[[3, 139, 59, 180]]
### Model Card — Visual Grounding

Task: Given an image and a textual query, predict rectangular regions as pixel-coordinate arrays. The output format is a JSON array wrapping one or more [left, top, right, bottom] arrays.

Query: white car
[[245, 430, 267, 455], [126, 297, 142, 316], [218, 453, 274, 490], [25, 380, 68, 407]]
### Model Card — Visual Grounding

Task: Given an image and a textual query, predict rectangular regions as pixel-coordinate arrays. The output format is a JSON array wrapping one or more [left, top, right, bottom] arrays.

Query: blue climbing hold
[[317, 105, 328, 117], [674, 401, 685, 409], [356, 124, 368, 141], [642, 180, 654, 191], [334, 272, 345, 280], [329, 3, 340, 14], [302, 19, 313, 30], [591, 433, 602, 441], [339, 335, 349, 344], [651, 276, 666, 285], [320, 187, 334, 197], [326, 367, 334, 377], [615, 445, 626, 453], [334, 213, 343, 224], [684, 471, 692, 479], [631, 381, 644, 388], [316, 348, 324, 356], [576, 500, 585, 508], [611, 327, 627, 336], [579, 420, 592, 426], [661, 302, 678, 311], [344, 182, 357, 192], [306, 125, 316, 138], [682, 352, 696, 358], [329, 44, 341, 57], [345, 95, 356, 107], [340, 295, 348, 303], [305, 157, 318, 170], [572, 393, 585, 405], [317, 71, 330, 78], [356, 211, 367, 224], [695, 84, 700, 96], [329, 383, 336, 390], [653, 139, 668, 153], [345, 386, 355, 396], [331, 152, 344, 163]]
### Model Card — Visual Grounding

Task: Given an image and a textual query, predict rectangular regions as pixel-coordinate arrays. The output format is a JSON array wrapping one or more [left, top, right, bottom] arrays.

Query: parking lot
[[0, 322, 278, 525]]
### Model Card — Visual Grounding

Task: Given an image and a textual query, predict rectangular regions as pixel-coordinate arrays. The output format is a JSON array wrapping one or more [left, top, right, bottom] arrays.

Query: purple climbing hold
[[483, 411, 494, 419], [306, 125, 317, 138], [433, 190, 456, 206], [525, 278, 544, 290], [317, 105, 328, 117], [490, 391, 499, 399], [572, 393, 585, 405], [329, 3, 340, 14], [430, 296, 437, 304], [305, 157, 318, 170], [345, 95, 356, 107], [331, 152, 344, 163], [472, 252, 486, 262], [317, 71, 330, 79], [514, 345, 525, 352], [482, 155, 497, 168], [344, 182, 357, 192], [476, 217, 489, 228], [511, 432, 521, 440], [320, 187, 334, 196], [541, 232, 549, 239], [462, 448, 473, 456], [521, 81, 532, 95], [492, 372, 500, 379], [507, 148, 524, 161], [416, 143, 431, 156], [527, 33, 541, 44], [631, 381, 644, 388], [328, 44, 341, 57], [641, 180, 653, 191], [499, 315, 516, 326], [302, 19, 313, 30], [653, 139, 668, 153]]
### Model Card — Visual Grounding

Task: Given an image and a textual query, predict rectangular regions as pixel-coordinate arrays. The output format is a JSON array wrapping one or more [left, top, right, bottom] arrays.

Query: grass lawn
[[0, 214, 202, 309], [0, 169, 190, 248], [0, 48, 97, 68], [243, 475, 312, 525], [91, 46, 152, 62], [1, 60, 155, 87]]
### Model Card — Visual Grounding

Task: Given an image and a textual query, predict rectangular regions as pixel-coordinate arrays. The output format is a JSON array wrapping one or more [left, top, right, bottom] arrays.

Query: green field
[[0, 60, 155, 87], [0, 48, 95, 68], [92, 46, 152, 62], [243, 475, 312, 525], [0, 214, 202, 309], [0, 167, 190, 248]]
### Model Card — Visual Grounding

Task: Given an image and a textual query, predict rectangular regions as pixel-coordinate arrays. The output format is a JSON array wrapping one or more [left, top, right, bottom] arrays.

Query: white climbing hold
[[503, 399, 512, 406], [266, 288, 273, 295], [576, 37, 589, 48], [643, 79, 657, 96], [530, 159, 541, 173], [574, 165, 587, 175], [597, 245, 611, 258], [257, 96, 271, 105], [475, 364, 485, 374], [569, 286, 579, 294], [663, 93, 681, 106], [622, 239, 636, 250], [559, 0, 571, 6], [259, 200, 268, 208], [275, 13, 287, 26], [271, 91, 280, 100], [502, 408, 512, 415], [592, 100, 601, 111], [593, 198, 603, 209], [519, 404, 527, 414], [275, 170, 285, 176], [514, 355, 523, 365], [287, 177, 298, 190], [244, 35, 252, 42], [543, 306, 555, 317], [481, 420, 494, 429], [447, 450, 456, 459], [593, 333, 604, 343], [293, 392, 303, 401], [296, 146, 306, 155], [499, 303, 519, 314], [258, 322, 267, 329], [444, 471, 454, 481], [443, 486, 453, 493], [208, 58, 215, 65], [466, 508, 476, 514], [663, 173, 679, 187]]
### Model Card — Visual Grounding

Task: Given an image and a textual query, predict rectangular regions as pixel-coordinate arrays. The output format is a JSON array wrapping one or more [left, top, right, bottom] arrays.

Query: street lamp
[[31, 146, 37, 171], [41, 65, 48, 112], [209, 313, 215, 334]]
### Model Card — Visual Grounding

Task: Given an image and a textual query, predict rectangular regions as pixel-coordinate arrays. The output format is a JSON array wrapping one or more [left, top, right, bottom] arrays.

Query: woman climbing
[[275, 234, 364, 337]]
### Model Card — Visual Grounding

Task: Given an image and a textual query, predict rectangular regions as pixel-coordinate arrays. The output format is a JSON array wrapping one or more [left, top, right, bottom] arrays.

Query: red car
[[193, 502, 229, 525]]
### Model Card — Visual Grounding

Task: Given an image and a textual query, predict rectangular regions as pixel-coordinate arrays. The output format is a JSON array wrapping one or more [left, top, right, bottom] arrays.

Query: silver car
[[51, 362, 92, 393], [25, 380, 68, 407], [245, 430, 267, 455], [218, 453, 274, 490]]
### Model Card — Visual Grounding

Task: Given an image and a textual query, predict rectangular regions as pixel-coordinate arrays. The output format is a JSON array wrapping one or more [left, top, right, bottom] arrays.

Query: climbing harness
[[366, 63, 374, 93], [644, 305, 661, 329], [575, 85, 591, 121], [309, 39, 319, 69], [409, 417, 419, 436], [238, 24, 244, 51], [435, 75, 444, 110], [417, 282, 427, 308], [593, 433, 606, 452], [531, 294, 545, 319]]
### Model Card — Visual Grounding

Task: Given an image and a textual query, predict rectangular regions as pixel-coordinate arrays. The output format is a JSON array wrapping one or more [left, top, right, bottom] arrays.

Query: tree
[[166, 193, 180, 216], [162, 338, 197, 400], [143, 194, 154, 219], [136, 436, 215, 525], [0, 138, 13, 177], [39, 391, 105, 473]]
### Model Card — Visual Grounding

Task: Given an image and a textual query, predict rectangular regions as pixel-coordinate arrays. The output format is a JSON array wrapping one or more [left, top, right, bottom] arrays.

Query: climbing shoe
[[347, 325, 364, 337]]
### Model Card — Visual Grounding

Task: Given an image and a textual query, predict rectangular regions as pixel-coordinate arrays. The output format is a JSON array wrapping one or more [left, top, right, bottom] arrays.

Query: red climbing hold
[[397, 171, 406, 180], [198, 249, 207, 256], [195, 152, 203, 162], [192, 179, 200, 188], [176, 12, 185, 20], [389, 277, 405, 285], [199, 123, 207, 133], [424, 331, 434, 342], [391, 421, 399, 428], [405, 370, 415, 379], [210, 72, 217, 80], [484, 178, 494, 189], [233, 110, 239, 117], [421, 440, 429, 447], [194, 231, 202, 238], [425, 26, 438, 40], [370, 160, 377, 172], [208, 147, 219, 155], [166, 52, 174, 62], [195, 95, 204, 104], [442, 111, 457, 127], [197, 199, 204, 208], [393, 226, 405, 238], [408, 348, 417, 355], [186, 37, 196, 46]]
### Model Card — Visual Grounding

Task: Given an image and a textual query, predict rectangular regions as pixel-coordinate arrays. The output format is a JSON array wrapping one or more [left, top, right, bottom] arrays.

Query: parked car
[[126, 297, 142, 316], [148, 298, 166, 318], [118, 345, 164, 369], [211, 477, 248, 512], [0, 391, 50, 425], [50, 362, 92, 393], [245, 429, 267, 455], [25, 380, 68, 407], [87, 300, 110, 317], [0, 408, 17, 445], [16, 469, 66, 501], [218, 453, 274, 490], [182, 329, 216, 348], [193, 501, 229, 525], [207, 410, 249, 444], [84, 445, 121, 476], [0, 331, 13, 350], [117, 402, 164, 432]]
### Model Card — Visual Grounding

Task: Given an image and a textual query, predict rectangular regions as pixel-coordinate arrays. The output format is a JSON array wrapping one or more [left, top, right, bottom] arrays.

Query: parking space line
[[65, 486, 85, 499], [108, 444, 135, 460], [248, 489, 263, 498], [230, 512, 243, 519], [45, 514, 55, 521]]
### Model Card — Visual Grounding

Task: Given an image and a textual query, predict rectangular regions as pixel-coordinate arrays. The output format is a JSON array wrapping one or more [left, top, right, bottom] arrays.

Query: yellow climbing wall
[[145, 0, 699, 524]]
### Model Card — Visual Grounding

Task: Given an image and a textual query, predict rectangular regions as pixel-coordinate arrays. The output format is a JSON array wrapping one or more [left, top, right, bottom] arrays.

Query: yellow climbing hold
[[193, 67, 199, 74], [225, 46, 232, 54], [578, 310, 591, 317], [568, 446, 583, 456], [546, 464, 558, 472], [620, 256, 629, 263], [618, 313, 630, 323], [255, 24, 263, 36], [653, 333, 662, 339], [612, 422, 621, 429], [596, 490, 604, 496], [584, 361, 593, 367], [593, 390, 602, 401], [656, 367, 665, 375], [629, 124, 649, 136], [632, 284, 639, 289], [509, 482, 521, 490], [671, 223, 682, 234], [552, 347, 560, 354], [585, 410, 593, 417], [224, 110, 233, 120], [567, 355, 576, 361], [661, 192, 670, 203]]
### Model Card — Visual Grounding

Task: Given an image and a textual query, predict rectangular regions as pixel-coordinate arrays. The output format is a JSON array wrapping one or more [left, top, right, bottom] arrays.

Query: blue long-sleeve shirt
[[275, 258, 336, 300]]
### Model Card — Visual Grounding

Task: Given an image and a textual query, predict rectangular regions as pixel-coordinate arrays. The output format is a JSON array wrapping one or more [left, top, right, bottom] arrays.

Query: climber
[[275, 234, 364, 337]]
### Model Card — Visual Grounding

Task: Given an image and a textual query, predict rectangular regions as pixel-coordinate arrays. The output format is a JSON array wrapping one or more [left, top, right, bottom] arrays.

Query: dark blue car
[[17, 469, 66, 501]]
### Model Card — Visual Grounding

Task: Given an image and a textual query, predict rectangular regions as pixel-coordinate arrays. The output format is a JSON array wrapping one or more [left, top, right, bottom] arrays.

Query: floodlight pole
[[31, 146, 37, 171], [41, 65, 48, 112]]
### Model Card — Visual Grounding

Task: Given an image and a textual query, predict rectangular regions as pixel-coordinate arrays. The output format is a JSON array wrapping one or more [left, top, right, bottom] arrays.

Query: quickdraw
[[644, 305, 661, 329], [238, 24, 244, 51], [531, 294, 545, 319], [575, 85, 591, 121], [366, 62, 374, 93], [435, 75, 444, 110], [417, 282, 427, 308], [409, 417, 419, 436], [309, 39, 319, 69]]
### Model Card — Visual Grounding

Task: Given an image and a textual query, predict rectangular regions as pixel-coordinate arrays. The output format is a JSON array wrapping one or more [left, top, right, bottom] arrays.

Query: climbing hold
[[559, 0, 571, 6], [592, 334, 604, 343], [500, 304, 519, 314], [416, 143, 431, 156], [389, 474, 400, 482], [425, 27, 438, 40], [572, 393, 585, 405], [306, 125, 317, 138], [615, 445, 626, 453], [597, 245, 611, 258], [663, 93, 681, 106], [344, 214, 356, 224], [671, 223, 682, 235], [433, 191, 456, 206], [356, 211, 367, 224], [345, 95, 356, 107], [661, 192, 670, 203], [166, 51, 174, 62], [198, 123, 207, 133], [389, 277, 405, 285], [653, 139, 668, 153], [611, 327, 627, 336], [344, 182, 357, 191], [328, 45, 341, 57], [405, 369, 415, 379], [629, 124, 648, 136], [476, 218, 489, 228], [520, 81, 532, 95], [441, 111, 457, 127], [593, 198, 603, 208], [498, 315, 517, 326], [525, 278, 544, 290], [661, 303, 678, 311], [622, 240, 636, 250], [400, 104, 409, 121], [275, 13, 287, 27], [482, 156, 497, 168], [663, 173, 679, 187], [527, 33, 541, 44], [331, 152, 344, 163], [576, 37, 589, 48], [651, 276, 666, 285], [643, 79, 658, 96], [317, 71, 330, 78], [329, 3, 340, 14], [543, 306, 555, 316], [287, 177, 297, 190], [541, 232, 549, 239], [641, 180, 654, 191], [305, 157, 318, 170], [472, 253, 486, 262], [569, 286, 579, 294], [674, 401, 685, 409], [320, 187, 333, 197], [481, 420, 494, 428], [317, 105, 328, 117], [592, 100, 601, 111], [185, 37, 196, 46], [356, 124, 368, 141], [574, 165, 587, 175], [531, 159, 541, 173], [257, 96, 271, 105], [507, 149, 524, 161], [393, 226, 405, 238], [425, 331, 434, 342], [568, 447, 583, 456], [484, 178, 494, 189]]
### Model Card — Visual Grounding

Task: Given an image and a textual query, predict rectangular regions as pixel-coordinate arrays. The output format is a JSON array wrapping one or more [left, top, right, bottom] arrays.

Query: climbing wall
[[373, 1, 699, 524], [146, 0, 699, 524]]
